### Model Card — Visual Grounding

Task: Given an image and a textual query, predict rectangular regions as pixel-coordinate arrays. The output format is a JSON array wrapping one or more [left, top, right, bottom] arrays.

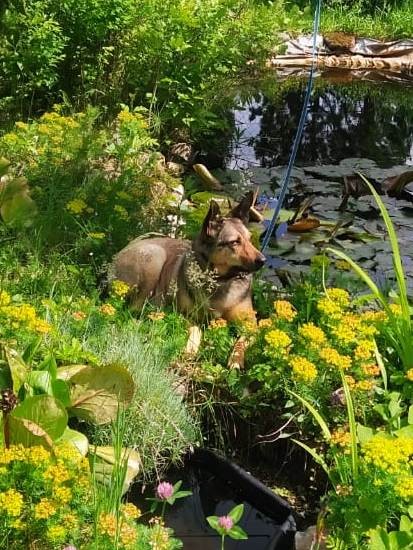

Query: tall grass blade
[[289, 390, 332, 441], [340, 370, 358, 480], [291, 439, 331, 478]]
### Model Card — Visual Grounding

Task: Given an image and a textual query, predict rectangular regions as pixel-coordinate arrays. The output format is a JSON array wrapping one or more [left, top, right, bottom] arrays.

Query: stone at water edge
[[295, 525, 327, 550]]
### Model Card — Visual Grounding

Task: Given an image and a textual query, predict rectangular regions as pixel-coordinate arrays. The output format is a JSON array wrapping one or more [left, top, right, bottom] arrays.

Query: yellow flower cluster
[[149, 311, 167, 322], [363, 435, 413, 474], [44, 464, 70, 484], [66, 198, 88, 215], [326, 288, 351, 307], [332, 323, 356, 344], [46, 525, 67, 542], [395, 475, 413, 500], [122, 502, 141, 520], [258, 318, 272, 329], [406, 368, 413, 382], [149, 518, 170, 550], [0, 290, 11, 306], [34, 497, 56, 519], [120, 522, 138, 547], [298, 322, 326, 345], [362, 364, 380, 377], [319, 346, 352, 370], [274, 300, 297, 322], [89, 232, 106, 240], [317, 297, 343, 319], [290, 356, 317, 382], [99, 512, 117, 537], [100, 303, 116, 316], [111, 279, 130, 298], [0, 298, 52, 334], [331, 427, 351, 448], [354, 339, 375, 361], [0, 489, 24, 517], [265, 329, 292, 351], [53, 486, 72, 504]]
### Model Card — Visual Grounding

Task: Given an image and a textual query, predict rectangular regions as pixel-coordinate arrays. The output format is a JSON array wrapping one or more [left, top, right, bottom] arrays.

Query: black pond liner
[[155, 448, 296, 550]]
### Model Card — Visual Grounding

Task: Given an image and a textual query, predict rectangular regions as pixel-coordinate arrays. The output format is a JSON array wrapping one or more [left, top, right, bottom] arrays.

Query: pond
[[203, 70, 413, 293]]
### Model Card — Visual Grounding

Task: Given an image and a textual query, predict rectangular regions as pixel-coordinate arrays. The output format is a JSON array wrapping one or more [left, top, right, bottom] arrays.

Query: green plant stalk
[[340, 370, 358, 480], [221, 534, 225, 550]]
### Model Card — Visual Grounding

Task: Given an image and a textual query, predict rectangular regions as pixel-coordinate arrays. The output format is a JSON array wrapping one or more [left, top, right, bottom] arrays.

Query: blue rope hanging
[[261, 0, 323, 253]]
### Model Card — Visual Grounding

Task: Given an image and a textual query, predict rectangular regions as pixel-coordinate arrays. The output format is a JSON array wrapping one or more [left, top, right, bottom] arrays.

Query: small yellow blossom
[[99, 512, 117, 537], [355, 380, 374, 392], [148, 311, 167, 322], [0, 489, 24, 517], [362, 364, 380, 377], [319, 346, 352, 370], [15, 121, 29, 131], [88, 232, 106, 239], [389, 303, 402, 316], [274, 300, 297, 322], [10, 518, 24, 530], [46, 525, 66, 542], [66, 198, 87, 215], [332, 323, 356, 344], [120, 522, 138, 547], [72, 311, 87, 321], [258, 318, 272, 329], [290, 356, 317, 382], [317, 297, 343, 319], [359, 310, 386, 323], [0, 290, 11, 306], [406, 368, 413, 382], [111, 279, 130, 298], [396, 475, 413, 500], [32, 318, 52, 334], [354, 339, 375, 361], [34, 498, 56, 519], [44, 464, 70, 484], [53, 486, 72, 503], [344, 375, 356, 389], [298, 322, 326, 345], [122, 502, 141, 519], [100, 303, 116, 316], [265, 329, 292, 352], [331, 427, 351, 448], [363, 435, 413, 474], [326, 288, 351, 307], [117, 110, 137, 123], [27, 446, 51, 464]]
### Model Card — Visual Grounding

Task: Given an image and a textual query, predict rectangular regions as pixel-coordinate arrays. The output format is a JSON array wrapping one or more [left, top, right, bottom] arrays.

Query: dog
[[110, 191, 266, 321]]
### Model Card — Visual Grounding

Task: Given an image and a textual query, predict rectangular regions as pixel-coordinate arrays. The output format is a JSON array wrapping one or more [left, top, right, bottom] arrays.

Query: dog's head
[[195, 191, 266, 277]]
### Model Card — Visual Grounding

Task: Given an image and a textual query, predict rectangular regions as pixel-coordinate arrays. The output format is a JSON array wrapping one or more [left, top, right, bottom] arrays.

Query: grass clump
[[87, 321, 200, 480]]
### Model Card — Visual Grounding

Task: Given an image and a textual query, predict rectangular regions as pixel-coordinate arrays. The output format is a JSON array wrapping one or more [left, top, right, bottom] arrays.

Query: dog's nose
[[254, 254, 266, 269]]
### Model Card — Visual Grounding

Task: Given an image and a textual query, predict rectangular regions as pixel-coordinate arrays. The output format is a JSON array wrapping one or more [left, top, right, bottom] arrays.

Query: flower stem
[[161, 501, 166, 519], [221, 535, 225, 550]]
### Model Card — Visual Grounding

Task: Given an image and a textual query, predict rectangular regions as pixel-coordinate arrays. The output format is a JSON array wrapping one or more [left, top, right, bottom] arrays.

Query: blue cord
[[261, 0, 323, 253]]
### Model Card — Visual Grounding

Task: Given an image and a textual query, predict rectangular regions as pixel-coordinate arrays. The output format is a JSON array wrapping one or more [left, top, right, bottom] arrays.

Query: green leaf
[[9, 395, 68, 447], [51, 379, 71, 408], [58, 427, 89, 456], [408, 406, 413, 426], [368, 529, 389, 550], [0, 176, 37, 227], [91, 446, 141, 495], [68, 364, 135, 424], [291, 439, 330, 478], [0, 157, 10, 178], [27, 371, 53, 394], [173, 490, 193, 499], [3, 346, 28, 394], [229, 503, 244, 524], [206, 516, 221, 532], [399, 515, 412, 533], [228, 525, 248, 540], [357, 424, 374, 444]]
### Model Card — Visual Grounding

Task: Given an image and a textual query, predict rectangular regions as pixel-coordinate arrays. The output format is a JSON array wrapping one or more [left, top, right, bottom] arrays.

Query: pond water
[[207, 70, 413, 292]]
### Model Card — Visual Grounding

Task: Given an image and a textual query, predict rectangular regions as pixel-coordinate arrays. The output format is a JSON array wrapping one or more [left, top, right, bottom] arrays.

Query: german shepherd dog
[[110, 192, 266, 321]]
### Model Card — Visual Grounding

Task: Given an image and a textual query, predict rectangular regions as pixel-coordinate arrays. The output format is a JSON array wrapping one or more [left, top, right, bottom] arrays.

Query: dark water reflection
[[226, 75, 413, 169]]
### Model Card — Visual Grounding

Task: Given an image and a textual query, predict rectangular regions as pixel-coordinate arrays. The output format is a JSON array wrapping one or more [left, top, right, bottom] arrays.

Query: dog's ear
[[230, 191, 254, 223], [201, 200, 222, 239]]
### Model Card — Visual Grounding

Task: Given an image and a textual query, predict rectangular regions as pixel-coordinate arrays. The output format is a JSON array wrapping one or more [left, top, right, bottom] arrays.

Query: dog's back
[[111, 237, 191, 309]]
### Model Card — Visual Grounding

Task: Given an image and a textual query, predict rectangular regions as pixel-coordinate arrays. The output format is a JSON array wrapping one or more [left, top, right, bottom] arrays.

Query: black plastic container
[[161, 448, 296, 549]]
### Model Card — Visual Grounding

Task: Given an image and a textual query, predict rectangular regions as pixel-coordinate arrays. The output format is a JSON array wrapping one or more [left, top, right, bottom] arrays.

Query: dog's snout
[[254, 254, 266, 269]]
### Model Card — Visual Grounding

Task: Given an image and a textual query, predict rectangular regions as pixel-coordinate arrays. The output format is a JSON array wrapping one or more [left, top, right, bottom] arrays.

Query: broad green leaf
[[228, 525, 248, 540], [357, 424, 374, 444], [0, 176, 37, 227], [8, 416, 54, 449], [4, 346, 28, 394], [229, 504, 244, 524], [68, 364, 134, 424], [368, 529, 389, 550], [27, 371, 53, 394], [207, 516, 220, 531], [399, 515, 412, 532], [90, 446, 141, 494], [56, 364, 89, 381], [10, 395, 67, 445], [58, 427, 89, 456], [51, 379, 71, 407]]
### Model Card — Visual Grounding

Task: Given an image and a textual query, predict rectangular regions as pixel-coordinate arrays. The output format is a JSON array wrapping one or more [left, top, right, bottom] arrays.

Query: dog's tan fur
[[110, 192, 265, 321]]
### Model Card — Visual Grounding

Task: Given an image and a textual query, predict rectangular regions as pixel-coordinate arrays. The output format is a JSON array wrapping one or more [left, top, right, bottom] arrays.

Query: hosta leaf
[[58, 427, 89, 456], [68, 364, 134, 424]]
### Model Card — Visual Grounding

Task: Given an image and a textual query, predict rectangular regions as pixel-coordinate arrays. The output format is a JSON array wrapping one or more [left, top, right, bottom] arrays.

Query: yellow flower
[[354, 339, 375, 361], [355, 380, 374, 392], [46, 525, 66, 542], [149, 518, 170, 550], [111, 279, 130, 298], [325, 288, 350, 307], [34, 498, 56, 519], [53, 486, 72, 503], [317, 297, 343, 319], [72, 310, 87, 321], [15, 121, 28, 131], [298, 322, 326, 345], [122, 502, 141, 520], [363, 435, 413, 474], [0, 489, 24, 517], [88, 232, 106, 240], [0, 290, 11, 306], [44, 464, 70, 484], [10, 518, 24, 530], [62, 512, 78, 529], [117, 110, 137, 123], [331, 427, 351, 448], [344, 375, 356, 389], [290, 356, 317, 383], [319, 346, 352, 370], [99, 512, 117, 537], [332, 323, 356, 344], [359, 310, 386, 323], [66, 198, 87, 215], [120, 522, 138, 547], [27, 446, 51, 465], [31, 318, 52, 334], [406, 368, 413, 382], [274, 300, 297, 322], [265, 329, 292, 351], [148, 311, 167, 322], [389, 303, 402, 316], [54, 442, 83, 464], [100, 303, 116, 316], [362, 364, 380, 377], [396, 475, 413, 500], [258, 318, 272, 329]]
